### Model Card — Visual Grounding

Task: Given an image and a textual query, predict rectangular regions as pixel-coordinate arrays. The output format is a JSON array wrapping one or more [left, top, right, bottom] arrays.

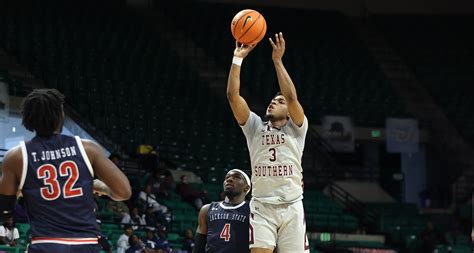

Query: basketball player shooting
[[193, 169, 251, 253], [226, 33, 310, 253], [0, 89, 131, 253]]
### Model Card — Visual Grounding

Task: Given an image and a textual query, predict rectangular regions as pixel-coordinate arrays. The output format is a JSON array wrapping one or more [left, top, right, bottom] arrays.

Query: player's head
[[128, 234, 141, 247], [21, 89, 65, 136], [223, 169, 251, 198], [3, 216, 14, 229], [123, 225, 133, 236], [265, 92, 289, 121]]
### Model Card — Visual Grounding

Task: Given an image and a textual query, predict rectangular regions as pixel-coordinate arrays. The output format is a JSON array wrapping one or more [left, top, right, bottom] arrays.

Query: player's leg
[[275, 200, 310, 253], [249, 199, 278, 253]]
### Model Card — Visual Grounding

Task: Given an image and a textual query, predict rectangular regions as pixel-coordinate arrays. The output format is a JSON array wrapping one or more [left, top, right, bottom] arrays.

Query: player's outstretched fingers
[[269, 37, 276, 48], [279, 32, 285, 47]]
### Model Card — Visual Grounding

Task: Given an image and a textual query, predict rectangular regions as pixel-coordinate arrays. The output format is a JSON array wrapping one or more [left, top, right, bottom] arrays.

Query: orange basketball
[[231, 9, 267, 45]]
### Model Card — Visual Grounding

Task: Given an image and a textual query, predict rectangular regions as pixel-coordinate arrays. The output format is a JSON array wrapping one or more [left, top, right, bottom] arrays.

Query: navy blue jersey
[[19, 134, 99, 239], [206, 201, 250, 253]]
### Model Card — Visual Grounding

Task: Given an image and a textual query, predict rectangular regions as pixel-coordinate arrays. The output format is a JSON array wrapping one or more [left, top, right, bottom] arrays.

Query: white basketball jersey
[[241, 112, 308, 204]]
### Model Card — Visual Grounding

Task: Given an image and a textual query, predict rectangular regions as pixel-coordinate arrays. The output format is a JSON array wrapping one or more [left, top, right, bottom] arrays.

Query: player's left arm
[[193, 204, 210, 253], [270, 32, 305, 127], [0, 147, 21, 219]]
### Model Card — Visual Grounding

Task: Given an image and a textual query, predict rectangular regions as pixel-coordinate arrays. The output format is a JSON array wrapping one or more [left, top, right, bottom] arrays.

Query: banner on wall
[[386, 118, 419, 153], [0, 82, 9, 123], [321, 116, 355, 152]]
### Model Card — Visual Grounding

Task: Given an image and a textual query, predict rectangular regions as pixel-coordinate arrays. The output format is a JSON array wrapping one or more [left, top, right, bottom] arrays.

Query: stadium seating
[[375, 15, 474, 144], [157, 0, 408, 126], [305, 190, 359, 233]]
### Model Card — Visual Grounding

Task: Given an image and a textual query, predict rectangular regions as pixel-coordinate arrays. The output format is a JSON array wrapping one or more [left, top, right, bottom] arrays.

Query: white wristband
[[232, 56, 243, 66]]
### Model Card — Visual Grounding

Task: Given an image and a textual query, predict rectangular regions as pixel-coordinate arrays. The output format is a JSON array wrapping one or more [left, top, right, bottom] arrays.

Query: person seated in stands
[[176, 175, 206, 210], [147, 169, 171, 200], [125, 234, 147, 253], [142, 204, 164, 230], [139, 184, 169, 215], [156, 160, 175, 198], [156, 226, 171, 253], [117, 225, 134, 253], [0, 216, 19, 247], [142, 229, 161, 252], [420, 220, 446, 253], [181, 228, 195, 253], [121, 206, 146, 231]]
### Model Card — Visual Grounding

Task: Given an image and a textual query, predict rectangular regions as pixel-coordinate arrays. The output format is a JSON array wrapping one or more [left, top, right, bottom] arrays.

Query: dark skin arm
[[227, 42, 256, 125], [0, 147, 22, 197], [196, 204, 210, 235], [193, 204, 210, 253], [269, 33, 305, 126], [82, 140, 131, 201]]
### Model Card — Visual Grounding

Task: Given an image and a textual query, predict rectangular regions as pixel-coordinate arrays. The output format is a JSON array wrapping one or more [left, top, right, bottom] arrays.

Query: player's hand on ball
[[93, 179, 110, 197], [234, 41, 256, 59], [269, 32, 286, 62]]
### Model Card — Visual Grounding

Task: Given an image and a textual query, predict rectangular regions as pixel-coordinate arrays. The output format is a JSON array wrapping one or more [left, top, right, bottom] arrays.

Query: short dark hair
[[273, 92, 283, 99], [21, 89, 65, 136]]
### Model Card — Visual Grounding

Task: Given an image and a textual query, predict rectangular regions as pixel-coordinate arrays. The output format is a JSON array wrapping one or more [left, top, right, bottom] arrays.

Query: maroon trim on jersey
[[249, 213, 255, 244]]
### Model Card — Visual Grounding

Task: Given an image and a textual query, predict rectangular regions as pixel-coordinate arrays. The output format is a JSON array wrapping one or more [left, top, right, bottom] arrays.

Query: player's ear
[[245, 185, 251, 195]]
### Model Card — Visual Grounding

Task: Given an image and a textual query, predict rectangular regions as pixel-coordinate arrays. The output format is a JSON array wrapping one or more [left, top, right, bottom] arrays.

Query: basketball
[[231, 9, 267, 45]]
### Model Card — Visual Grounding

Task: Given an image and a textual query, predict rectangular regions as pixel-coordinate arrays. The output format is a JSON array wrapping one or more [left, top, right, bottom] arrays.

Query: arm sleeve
[[192, 233, 206, 253], [0, 195, 16, 219], [0, 226, 5, 237]]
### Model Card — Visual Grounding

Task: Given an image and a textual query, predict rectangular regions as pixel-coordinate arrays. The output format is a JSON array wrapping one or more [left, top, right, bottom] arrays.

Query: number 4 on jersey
[[220, 223, 231, 242]]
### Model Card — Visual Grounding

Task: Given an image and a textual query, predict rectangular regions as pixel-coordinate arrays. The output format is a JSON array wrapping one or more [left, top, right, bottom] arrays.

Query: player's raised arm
[[0, 148, 21, 218], [227, 42, 256, 125], [269, 32, 305, 126], [193, 204, 210, 253], [82, 140, 131, 201]]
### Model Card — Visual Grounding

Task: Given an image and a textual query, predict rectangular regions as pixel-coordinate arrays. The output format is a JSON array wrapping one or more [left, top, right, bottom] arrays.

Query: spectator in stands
[[142, 229, 160, 252], [139, 184, 169, 215], [157, 160, 175, 198], [125, 234, 146, 253], [0, 216, 19, 246], [143, 204, 163, 230], [420, 220, 446, 253], [156, 226, 172, 253], [147, 170, 170, 200], [121, 206, 146, 230], [181, 228, 195, 253], [107, 199, 130, 221], [176, 175, 205, 210], [117, 225, 134, 253]]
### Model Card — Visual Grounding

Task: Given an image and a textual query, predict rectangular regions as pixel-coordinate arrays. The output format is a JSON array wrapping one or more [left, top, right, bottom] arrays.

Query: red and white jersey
[[241, 112, 308, 204]]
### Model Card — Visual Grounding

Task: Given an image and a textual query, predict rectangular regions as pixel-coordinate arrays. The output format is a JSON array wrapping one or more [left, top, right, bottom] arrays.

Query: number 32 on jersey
[[37, 161, 83, 201]]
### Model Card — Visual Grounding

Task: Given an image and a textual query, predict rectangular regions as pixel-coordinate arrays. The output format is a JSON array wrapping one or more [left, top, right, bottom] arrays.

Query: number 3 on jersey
[[269, 148, 277, 161], [220, 223, 231, 242], [37, 161, 83, 201]]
